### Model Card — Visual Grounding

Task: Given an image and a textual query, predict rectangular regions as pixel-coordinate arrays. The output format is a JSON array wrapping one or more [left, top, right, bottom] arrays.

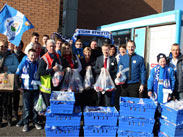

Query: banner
[[72, 29, 114, 44], [0, 4, 34, 46]]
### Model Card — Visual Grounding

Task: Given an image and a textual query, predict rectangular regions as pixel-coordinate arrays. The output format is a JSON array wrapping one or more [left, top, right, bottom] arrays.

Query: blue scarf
[[153, 65, 171, 101]]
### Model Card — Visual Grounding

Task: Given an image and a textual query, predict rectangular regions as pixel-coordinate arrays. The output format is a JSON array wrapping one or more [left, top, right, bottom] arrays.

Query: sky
[[175, 0, 183, 10]]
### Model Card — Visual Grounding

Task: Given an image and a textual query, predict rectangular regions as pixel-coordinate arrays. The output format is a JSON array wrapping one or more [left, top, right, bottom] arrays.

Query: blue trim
[[175, 10, 182, 44], [100, 10, 182, 30]]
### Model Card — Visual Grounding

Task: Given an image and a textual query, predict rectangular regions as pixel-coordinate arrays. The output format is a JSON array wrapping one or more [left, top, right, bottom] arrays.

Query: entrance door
[[134, 28, 146, 57]]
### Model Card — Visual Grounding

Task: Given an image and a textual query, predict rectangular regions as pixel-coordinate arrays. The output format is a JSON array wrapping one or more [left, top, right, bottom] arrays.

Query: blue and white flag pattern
[[0, 4, 34, 46]]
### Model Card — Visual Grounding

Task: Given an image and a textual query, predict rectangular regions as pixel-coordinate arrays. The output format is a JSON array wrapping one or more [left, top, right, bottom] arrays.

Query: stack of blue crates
[[45, 91, 81, 137], [83, 106, 119, 137], [118, 97, 157, 137], [159, 103, 183, 137]]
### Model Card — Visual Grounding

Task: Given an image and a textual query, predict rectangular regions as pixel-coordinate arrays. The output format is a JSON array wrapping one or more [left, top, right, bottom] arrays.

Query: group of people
[[0, 31, 182, 133]]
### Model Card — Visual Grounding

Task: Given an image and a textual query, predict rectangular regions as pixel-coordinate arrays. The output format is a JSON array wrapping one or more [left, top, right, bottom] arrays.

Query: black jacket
[[177, 55, 183, 92], [80, 57, 96, 80]]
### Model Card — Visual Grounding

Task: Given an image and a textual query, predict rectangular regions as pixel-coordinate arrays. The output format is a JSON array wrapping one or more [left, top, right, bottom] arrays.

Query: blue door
[[134, 28, 146, 57]]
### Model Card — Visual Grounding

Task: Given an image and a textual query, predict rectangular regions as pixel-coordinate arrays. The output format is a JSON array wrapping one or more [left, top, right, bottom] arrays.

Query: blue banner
[[72, 29, 114, 44], [0, 4, 34, 46]]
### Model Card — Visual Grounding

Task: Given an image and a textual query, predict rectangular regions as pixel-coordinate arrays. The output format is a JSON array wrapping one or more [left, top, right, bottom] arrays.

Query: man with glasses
[[0, 40, 19, 127]]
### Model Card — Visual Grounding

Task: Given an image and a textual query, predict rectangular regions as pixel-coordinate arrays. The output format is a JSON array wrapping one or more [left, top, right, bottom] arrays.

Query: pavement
[[0, 117, 46, 137]]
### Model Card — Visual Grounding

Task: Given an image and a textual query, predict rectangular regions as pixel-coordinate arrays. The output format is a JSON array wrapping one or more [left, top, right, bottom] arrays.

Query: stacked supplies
[[45, 91, 81, 137], [83, 106, 119, 137], [159, 100, 183, 137], [118, 97, 157, 137]]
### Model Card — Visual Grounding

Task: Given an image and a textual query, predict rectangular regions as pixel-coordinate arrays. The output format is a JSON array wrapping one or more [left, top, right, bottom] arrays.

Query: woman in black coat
[[80, 47, 97, 106]]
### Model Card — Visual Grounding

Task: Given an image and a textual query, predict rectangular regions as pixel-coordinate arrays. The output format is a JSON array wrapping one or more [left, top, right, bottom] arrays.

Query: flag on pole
[[0, 4, 34, 46]]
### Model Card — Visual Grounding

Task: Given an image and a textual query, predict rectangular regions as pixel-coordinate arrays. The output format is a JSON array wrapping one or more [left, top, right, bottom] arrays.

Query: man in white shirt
[[24, 32, 39, 55]]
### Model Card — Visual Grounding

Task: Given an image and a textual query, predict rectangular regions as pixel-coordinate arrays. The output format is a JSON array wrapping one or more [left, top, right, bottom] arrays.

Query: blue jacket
[[0, 53, 19, 74], [148, 65, 175, 103], [16, 58, 39, 90], [118, 53, 146, 85]]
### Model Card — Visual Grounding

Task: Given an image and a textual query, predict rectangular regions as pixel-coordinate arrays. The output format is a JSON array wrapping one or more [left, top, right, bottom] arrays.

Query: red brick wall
[[0, 0, 63, 49], [77, 0, 162, 29], [0, 0, 162, 48]]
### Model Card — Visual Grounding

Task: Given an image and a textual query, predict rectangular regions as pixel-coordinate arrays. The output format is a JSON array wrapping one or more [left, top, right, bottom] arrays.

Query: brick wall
[[0, 0, 63, 49], [77, 0, 162, 29], [0, 0, 162, 48]]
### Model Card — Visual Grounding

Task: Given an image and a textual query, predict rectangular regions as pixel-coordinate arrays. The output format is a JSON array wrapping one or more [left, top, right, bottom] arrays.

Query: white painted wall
[[148, 24, 176, 69]]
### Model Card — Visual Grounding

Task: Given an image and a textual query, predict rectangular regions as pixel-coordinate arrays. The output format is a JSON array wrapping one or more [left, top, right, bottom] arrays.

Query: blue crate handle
[[84, 126, 118, 130], [46, 125, 80, 131], [118, 130, 154, 137]]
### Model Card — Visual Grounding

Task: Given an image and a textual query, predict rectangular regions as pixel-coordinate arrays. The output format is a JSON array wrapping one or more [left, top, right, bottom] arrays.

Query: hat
[[157, 53, 166, 62]]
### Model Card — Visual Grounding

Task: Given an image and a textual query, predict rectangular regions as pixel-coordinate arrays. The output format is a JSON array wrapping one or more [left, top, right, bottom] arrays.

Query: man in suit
[[95, 43, 117, 106]]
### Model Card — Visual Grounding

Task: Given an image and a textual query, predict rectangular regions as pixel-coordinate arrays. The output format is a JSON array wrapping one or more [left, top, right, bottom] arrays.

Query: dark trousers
[[22, 90, 39, 125], [114, 85, 121, 111], [96, 92, 112, 106], [41, 92, 51, 108], [120, 82, 140, 97], [79, 89, 98, 107], [0, 92, 12, 122], [13, 90, 20, 112]]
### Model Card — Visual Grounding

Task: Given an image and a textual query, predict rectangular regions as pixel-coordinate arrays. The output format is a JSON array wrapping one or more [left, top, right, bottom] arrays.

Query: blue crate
[[46, 106, 82, 126], [84, 126, 117, 137], [120, 97, 156, 119], [118, 130, 154, 137], [161, 103, 183, 124], [160, 119, 183, 137], [118, 117, 155, 133], [45, 125, 80, 137], [50, 91, 75, 114], [83, 106, 119, 126]]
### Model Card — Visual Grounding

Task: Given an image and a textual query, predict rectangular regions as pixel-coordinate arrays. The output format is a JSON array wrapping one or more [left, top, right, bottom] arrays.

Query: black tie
[[128, 55, 132, 80]]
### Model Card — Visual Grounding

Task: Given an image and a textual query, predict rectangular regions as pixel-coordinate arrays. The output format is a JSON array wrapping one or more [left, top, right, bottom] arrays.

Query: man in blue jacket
[[117, 40, 146, 98]]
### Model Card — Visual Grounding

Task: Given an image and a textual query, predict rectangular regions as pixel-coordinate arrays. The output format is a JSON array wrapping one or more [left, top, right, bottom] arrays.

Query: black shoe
[[8, 121, 12, 127], [0, 122, 2, 128]]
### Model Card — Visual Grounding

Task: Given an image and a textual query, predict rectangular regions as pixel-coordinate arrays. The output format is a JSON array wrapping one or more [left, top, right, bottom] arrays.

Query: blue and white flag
[[0, 4, 34, 46]]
